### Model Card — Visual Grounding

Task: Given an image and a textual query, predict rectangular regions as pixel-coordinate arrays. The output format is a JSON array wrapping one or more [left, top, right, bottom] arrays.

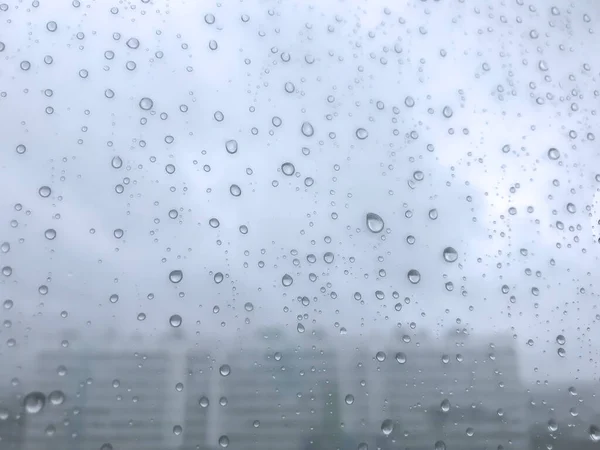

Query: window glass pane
[[1, 1, 599, 449]]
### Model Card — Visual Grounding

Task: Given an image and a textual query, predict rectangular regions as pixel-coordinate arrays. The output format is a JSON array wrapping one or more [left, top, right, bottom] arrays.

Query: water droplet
[[253, 420, 260, 428], [548, 148, 560, 160], [46, 21, 57, 32], [376, 351, 386, 362], [395, 352, 407, 364], [440, 399, 450, 412], [23, 392, 45, 414], [345, 394, 354, 405], [244, 302, 254, 312], [225, 140, 238, 154], [355, 128, 369, 139], [101, 444, 114, 450], [301, 121, 314, 137], [219, 435, 229, 448], [366, 213, 384, 233], [111, 156, 123, 169], [566, 203, 576, 214], [109, 294, 119, 304], [214, 272, 224, 284], [139, 97, 153, 110], [209, 218, 220, 228], [229, 184, 241, 197], [281, 162, 295, 176], [169, 314, 182, 327], [435, 441, 446, 450], [407, 269, 421, 284], [169, 270, 183, 283], [48, 390, 65, 406], [443, 247, 458, 263], [44, 229, 57, 240], [428, 209, 438, 220], [199, 396, 209, 407], [16, 144, 26, 154], [381, 419, 394, 436], [205, 13, 215, 24], [297, 323, 305, 333], [219, 364, 231, 376], [38, 186, 51, 198], [126, 37, 140, 49], [173, 425, 182, 435], [466, 427, 474, 437], [282, 274, 294, 287], [557, 347, 566, 357], [323, 252, 334, 264], [442, 106, 453, 118], [590, 425, 600, 442]]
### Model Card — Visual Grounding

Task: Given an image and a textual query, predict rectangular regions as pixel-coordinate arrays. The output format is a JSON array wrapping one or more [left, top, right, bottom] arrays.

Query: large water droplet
[[219, 435, 229, 448], [169, 270, 183, 283], [345, 394, 354, 405], [407, 269, 421, 284], [169, 314, 182, 327], [282, 274, 293, 287], [395, 352, 406, 364], [440, 398, 450, 412], [434, 441, 446, 450], [23, 392, 45, 414], [139, 97, 153, 110], [214, 272, 224, 284], [199, 396, 209, 407], [548, 148, 560, 160], [442, 106, 453, 118], [225, 140, 238, 154], [281, 162, 295, 176], [44, 229, 57, 240], [301, 121, 314, 137], [590, 425, 600, 442], [111, 156, 123, 169], [381, 419, 394, 436], [219, 364, 231, 376], [39, 186, 51, 198], [355, 128, 369, 139], [126, 37, 140, 49], [366, 213, 384, 233], [443, 247, 458, 263]]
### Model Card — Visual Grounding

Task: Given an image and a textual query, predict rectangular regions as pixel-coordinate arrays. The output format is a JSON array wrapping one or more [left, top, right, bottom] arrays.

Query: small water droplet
[[556, 334, 566, 345], [169, 314, 182, 327], [395, 352, 406, 364], [48, 390, 65, 406], [229, 184, 241, 197], [214, 272, 224, 284], [44, 229, 57, 240], [442, 106, 453, 118]]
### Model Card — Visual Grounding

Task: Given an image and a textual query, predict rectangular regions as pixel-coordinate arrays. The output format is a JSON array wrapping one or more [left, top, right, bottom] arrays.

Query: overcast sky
[[1, 0, 599, 386]]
